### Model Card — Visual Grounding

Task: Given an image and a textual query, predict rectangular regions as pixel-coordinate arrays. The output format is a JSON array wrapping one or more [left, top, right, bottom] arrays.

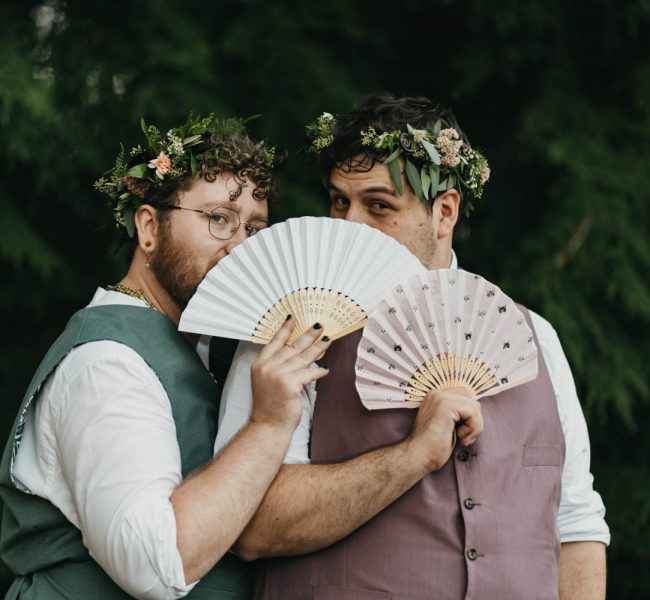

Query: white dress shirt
[[13, 289, 199, 599], [216, 251, 610, 545]]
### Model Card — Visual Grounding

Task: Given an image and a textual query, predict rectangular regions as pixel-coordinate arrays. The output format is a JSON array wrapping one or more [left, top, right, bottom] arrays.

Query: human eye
[[330, 196, 349, 212], [246, 221, 269, 237], [368, 199, 392, 213], [208, 212, 228, 224]]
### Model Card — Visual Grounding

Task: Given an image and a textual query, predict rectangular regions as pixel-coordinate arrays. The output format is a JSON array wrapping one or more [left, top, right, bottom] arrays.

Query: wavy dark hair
[[314, 92, 470, 211]]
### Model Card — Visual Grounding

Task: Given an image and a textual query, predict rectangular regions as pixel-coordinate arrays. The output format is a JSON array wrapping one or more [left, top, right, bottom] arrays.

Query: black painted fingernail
[[322, 365, 329, 370], [286, 314, 292, 321], [313, 323, 322, 330], [322, 335, 330, 342]]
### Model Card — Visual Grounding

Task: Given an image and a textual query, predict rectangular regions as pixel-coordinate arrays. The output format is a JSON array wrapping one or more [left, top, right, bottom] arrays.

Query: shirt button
[[457, 449, 470, 462], [466, 548, 478, 561], [464, 498, 476, 510]]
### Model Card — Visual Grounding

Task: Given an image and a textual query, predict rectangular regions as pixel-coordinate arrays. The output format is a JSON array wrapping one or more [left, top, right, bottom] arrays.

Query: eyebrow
[[328, 184, 398, 197], [200, 202, 267, 222]]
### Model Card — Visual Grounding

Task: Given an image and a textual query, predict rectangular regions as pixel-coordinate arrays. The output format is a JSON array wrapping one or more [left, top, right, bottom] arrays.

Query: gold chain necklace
[[107, 284, 158, 312]]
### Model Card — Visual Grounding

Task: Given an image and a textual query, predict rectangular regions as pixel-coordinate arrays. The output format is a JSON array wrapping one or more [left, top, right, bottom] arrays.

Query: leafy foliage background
[[1, 0, 649, 596]]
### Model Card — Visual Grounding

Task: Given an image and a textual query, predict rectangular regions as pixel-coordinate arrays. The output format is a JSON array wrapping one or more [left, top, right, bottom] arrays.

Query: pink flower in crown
[[480, 164, 491, 184], [435, 128, 463, 168], [148, 151, 173, 180]]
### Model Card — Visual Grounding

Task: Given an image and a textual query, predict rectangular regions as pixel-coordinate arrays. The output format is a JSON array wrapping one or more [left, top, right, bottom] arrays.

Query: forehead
[[181, 173, 268, 214], [329, 159, 394, 192]]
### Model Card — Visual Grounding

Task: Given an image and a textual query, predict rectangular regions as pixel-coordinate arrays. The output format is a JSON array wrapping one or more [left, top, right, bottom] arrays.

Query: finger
[[456, 404, 483, 438], [295, 366, 330, 387], [265, 324, 326, 369], [284, 322, 325, 356], [274, 335, 331, 376], [258, 315, 296, 359], [298, 334, 332, 365]]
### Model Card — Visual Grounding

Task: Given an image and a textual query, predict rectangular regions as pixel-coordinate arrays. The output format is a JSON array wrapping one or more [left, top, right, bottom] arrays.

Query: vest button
[[457, 449, 470, 462], [466, 548, 478, 561], [464, 498, 476, 510]]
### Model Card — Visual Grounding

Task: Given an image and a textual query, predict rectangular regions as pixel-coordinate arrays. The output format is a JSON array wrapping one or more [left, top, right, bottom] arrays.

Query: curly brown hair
[[136, 132, 283, 211]]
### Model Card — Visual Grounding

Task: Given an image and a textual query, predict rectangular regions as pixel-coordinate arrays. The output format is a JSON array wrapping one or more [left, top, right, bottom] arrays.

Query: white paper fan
[[179, 217, 426, 344], [355, 269, 539, 409]]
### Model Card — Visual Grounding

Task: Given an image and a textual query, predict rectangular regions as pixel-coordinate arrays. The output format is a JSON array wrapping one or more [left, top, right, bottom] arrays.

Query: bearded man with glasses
[[0, 114, 332, 599]]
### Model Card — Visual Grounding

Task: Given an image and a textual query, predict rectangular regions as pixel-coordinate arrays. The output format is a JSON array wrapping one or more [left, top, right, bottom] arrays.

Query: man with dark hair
[[228, 94, 609, 599], [0, 114, 334, 599]]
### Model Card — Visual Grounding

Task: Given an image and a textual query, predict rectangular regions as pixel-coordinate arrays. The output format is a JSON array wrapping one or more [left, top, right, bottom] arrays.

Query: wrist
[[402, 436, 445, 475], [247, 415, 297, 438]]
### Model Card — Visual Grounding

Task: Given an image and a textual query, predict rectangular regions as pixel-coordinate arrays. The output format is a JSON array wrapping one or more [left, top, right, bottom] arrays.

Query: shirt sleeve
[[215, 341, 315, 464], [529, 311, 610, 545], [50, 342, 196, 599]]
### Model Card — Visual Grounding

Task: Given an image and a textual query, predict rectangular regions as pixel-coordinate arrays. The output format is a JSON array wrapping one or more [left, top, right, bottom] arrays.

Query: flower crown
[[306, 112, 490, 215], [94, 113, 279, 237]]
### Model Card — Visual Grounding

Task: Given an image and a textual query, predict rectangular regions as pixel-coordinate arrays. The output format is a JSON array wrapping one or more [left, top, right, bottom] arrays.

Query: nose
[[342, 204, 366, 225], [222, 225, 247, 255]]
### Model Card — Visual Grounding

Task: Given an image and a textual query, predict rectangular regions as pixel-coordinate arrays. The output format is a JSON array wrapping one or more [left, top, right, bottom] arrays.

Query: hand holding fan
[[355, 269, 538, 409], [179, 217, 426, 344]]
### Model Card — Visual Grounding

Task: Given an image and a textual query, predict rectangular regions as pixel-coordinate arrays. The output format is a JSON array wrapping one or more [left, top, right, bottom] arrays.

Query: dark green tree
[[1, 0, 648, 595]]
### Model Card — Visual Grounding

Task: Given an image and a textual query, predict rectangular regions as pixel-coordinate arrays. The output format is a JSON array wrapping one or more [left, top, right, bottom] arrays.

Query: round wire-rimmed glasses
[[153, 203, 269, 240]]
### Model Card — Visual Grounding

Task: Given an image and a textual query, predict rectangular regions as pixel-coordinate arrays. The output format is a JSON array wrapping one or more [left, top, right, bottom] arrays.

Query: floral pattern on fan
[[355, 269, 539, 410]]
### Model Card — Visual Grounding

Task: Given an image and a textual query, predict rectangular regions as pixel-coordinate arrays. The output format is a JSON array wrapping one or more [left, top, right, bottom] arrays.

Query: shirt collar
[[449, 249, 458, 269]]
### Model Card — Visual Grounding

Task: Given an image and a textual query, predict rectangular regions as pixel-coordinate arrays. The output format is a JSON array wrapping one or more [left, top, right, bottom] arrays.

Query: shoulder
[[56, 340, 157, 384], [525, 309, 562, 349], [44, 340, 169, 418]]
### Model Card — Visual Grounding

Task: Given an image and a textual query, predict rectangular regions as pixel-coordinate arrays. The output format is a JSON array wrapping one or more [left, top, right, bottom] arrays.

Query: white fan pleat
[[179, 217, 426, 342]]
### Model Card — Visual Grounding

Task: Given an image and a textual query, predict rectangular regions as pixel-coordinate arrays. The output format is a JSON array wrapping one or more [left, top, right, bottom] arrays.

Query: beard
[[149, 227, 218, 310]]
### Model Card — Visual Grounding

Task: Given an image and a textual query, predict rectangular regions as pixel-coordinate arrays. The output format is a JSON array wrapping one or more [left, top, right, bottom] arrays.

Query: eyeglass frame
[[149, 202, 269, 240]]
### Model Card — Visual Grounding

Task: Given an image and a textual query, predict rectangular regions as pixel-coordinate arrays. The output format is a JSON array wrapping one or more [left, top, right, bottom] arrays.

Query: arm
[[171, 318, 330, 583], [559, 541, 606, 600], [55, 318, 329, 598], [234, 388, 483, 559], [529, 312, 609, 599], [214, 341, 314, 464]]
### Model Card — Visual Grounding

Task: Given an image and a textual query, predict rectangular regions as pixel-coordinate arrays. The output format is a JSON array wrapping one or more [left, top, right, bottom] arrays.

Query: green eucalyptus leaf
[[429, 164, 440, 194], [405, 159, 425, 203], [421, 167, 431, 198], [387, 158, 403, 195], [125, 163, 148, 178], [183, 134, 201, 146], [437, 178, 449, 191], [433, 120, 442, 135], [421, 139, 441, 165], [140, 117, 148, 136], [190, 152, 199, 174], [383, 148, 402, 164], [446, 173, 457, 190], [406, 123, 415, 134], [124, 205, 135, 238]]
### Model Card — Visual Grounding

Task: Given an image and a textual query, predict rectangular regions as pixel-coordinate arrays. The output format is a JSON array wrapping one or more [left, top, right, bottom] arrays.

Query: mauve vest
[[256, 307, 565, 600]]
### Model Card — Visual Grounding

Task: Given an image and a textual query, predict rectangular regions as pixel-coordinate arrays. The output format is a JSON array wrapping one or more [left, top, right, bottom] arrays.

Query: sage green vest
[[0, 305, 253, 599]]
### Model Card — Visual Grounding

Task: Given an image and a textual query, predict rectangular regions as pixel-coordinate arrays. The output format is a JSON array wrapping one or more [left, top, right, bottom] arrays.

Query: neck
[[119, 250, 183, 326], [424, 243, 452, 270]]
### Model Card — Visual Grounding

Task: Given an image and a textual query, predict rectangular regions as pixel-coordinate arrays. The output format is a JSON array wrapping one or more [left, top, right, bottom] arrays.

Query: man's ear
[[134, 204, 160, 253], [433, 189, 461, 240]]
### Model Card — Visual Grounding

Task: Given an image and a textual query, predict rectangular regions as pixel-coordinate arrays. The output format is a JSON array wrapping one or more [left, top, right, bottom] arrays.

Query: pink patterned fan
[[355, 269, 538, 410]]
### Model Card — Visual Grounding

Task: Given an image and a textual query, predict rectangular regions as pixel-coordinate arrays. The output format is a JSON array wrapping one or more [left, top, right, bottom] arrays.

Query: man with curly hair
[[0, 115, 333, 599], [226, 94, 609, 599]]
